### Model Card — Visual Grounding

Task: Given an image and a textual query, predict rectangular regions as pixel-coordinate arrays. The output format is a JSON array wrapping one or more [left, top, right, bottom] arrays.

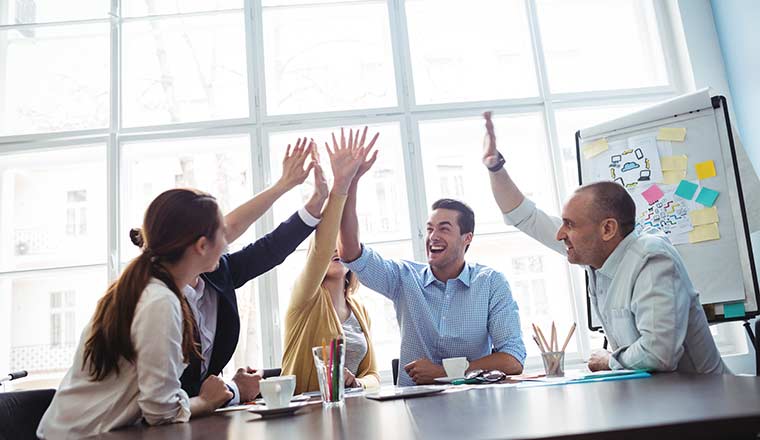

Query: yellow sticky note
[[658, 127, 687, 142], [661, 155, 688, 171], [695, 160, 717, 180], [689, 223, 720, 243], [662, 170, 687, 185], [582, 138, 608, 159], [689, 207, 719, 226]]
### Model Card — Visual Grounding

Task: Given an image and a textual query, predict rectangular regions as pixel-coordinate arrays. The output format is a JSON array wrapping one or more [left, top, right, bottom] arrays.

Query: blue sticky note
[[695, 187, 720, 207], [675, 180, 698, 199], [724, 302, 746, 318]]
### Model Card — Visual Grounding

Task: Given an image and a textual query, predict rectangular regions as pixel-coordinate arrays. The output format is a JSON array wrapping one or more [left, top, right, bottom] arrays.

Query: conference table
[[94, 373, 760, 439]]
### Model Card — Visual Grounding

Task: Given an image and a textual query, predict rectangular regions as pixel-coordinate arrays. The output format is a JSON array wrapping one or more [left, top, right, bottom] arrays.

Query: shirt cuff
[[225, 381, 241, 406], [298, 206, 321, 228], [608, 349, 625, 370], [342, 244, 370, 272], [502, 197, 536, 226]]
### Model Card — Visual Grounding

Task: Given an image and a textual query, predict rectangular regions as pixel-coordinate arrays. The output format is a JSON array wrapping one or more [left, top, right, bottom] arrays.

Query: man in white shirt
[[482, 112, 727, 374]]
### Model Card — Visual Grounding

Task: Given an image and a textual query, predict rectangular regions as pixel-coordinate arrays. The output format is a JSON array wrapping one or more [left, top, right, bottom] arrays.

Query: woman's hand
[[344, 368, 359, 388], [277, 137, 315, 191], [326, 128, 365, 195], [198, 375, 233, 412]]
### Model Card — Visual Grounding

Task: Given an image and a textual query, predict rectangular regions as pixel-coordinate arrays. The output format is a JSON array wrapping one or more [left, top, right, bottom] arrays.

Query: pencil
[[551, 322, 557, 352], [328, 339, 334, 401], [535, 324, 551, 353], [560, 323, 577, 353], [531, 324, 547, 352]]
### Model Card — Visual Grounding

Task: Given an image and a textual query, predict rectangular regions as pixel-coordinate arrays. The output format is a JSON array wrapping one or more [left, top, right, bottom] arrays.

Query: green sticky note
[[675, 180, 698, 199], [724, 302, 746, 318], [695, 187, 719, 207]]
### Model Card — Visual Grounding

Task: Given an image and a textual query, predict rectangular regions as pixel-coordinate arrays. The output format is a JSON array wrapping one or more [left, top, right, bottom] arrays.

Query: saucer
[[248, 401, 314, 418], [433, 376, 464, 384]]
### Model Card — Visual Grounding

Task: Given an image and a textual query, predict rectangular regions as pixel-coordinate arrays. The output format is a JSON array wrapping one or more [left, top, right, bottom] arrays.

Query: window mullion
[[524, 0, 590, 357]]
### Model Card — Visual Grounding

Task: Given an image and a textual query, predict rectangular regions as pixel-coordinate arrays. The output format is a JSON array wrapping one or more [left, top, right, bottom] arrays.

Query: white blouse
[[37, 279, 191, 439]]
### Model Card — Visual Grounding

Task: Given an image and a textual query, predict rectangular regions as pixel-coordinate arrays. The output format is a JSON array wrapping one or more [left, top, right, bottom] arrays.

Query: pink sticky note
[[642, 184, 664, 205]]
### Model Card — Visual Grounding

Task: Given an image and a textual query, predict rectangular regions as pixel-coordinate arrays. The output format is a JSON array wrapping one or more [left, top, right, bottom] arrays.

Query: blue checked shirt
[[344, 245, 526, 387]]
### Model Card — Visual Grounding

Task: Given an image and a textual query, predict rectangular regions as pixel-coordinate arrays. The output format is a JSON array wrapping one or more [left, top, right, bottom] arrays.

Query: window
[[405, 0, 538, 105], [49, 290, 75, 347], [262, 0, 397, 115], [0, 0, 688, 383]]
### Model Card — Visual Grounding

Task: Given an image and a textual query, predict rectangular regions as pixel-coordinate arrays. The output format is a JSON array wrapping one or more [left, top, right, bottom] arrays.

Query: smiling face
[[426, 208, 472, 271], [325, 248, 349, 280], [555, 192, 607, 268]]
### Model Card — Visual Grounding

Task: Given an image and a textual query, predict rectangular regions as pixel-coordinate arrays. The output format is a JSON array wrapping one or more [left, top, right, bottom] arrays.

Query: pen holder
[[312, 345, 345, 407], [541, 351, 565, 377]]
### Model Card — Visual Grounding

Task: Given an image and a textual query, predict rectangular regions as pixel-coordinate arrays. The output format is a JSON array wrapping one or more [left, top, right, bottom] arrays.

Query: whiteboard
[[575, 89, 759, 327]]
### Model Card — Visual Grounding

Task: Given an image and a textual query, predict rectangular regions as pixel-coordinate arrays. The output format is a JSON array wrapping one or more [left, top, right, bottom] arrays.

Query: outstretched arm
[[338, 127, 379, 263], [483, 111, 526, 214], [225, 138, 315, 244]]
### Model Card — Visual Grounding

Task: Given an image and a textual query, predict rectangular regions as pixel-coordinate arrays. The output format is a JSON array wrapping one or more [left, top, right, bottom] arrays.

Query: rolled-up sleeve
[[487, 272, 527, 365], [342, 245, 404, 303], [503, 198, 566, 256], [609, 254, 689, 371], [132, 291, 191, 425]]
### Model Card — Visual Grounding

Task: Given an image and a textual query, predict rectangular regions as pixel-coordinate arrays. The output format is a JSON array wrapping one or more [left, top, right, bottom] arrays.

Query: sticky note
[[724, 302, 746, 318], [642, 184, 664, 205], [675, 180, 698, 200], [695, 160, 717, 180], [661, 155, 688, 171], [688, 223, 720, 243], [689, 207, 719, 226], [663, 170, 687, 185], [657, 127, 687, 142], [695, 187, 719, 207], [582, 138, 608, 159]]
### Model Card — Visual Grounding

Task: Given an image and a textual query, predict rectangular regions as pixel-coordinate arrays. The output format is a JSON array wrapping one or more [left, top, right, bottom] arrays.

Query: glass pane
[[122, 12, 249, 127], [537, 0, 668, 93], [554, 103, 651, 196], [262, 1, 397, 115], [0, 0, 106, 25], [226, 281, 263, 374], [405, 0, 538, 105], [122, 0, 241, 17], [276, 241, 411, 375], [268, 123, 410, 244], [0, 24, 109, 136], [0, 267, 107, 379], [418, 113, 557, 235], [120, 135, 253, 261], [468, 233, 578, 356], [0, 145, 106, 272]]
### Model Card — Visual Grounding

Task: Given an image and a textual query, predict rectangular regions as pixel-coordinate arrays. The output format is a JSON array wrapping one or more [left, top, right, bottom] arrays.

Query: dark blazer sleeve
[[224, 211, 315, 289]]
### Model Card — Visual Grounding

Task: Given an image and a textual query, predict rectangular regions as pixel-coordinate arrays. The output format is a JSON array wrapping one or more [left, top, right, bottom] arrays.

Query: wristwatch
[[487, 152, 506, 172]]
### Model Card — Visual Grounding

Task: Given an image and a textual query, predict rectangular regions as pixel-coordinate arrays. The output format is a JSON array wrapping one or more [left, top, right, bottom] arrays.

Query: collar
[[597, 231, 639, 279], [423, 263, 472, 287]]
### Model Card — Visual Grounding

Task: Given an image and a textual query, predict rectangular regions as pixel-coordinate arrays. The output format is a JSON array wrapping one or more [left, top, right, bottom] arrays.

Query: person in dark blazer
[[175, 138, 329, 405]]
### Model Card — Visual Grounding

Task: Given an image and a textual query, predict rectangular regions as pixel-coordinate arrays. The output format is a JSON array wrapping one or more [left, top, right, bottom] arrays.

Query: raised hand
[[277, 137, 315, 191], [353, 126, 380, 182], [311, 148, 329, 203], [326, 128, 365, 195], [482, 111, 501, 169]]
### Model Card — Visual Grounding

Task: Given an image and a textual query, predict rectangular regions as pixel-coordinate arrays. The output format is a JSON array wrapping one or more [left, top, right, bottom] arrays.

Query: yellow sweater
[[281, 193, 380, 394]]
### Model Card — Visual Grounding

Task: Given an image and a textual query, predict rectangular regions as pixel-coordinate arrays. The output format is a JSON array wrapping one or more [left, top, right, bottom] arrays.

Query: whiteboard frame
[[574, 93, 760, 331]]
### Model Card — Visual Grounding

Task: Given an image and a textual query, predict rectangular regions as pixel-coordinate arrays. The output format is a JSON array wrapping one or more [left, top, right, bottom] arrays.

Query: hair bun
[[129, 228, 144, 248]]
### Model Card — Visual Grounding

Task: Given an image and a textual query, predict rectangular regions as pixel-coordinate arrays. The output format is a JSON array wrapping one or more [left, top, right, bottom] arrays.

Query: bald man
[[481, 112, 727, 374]]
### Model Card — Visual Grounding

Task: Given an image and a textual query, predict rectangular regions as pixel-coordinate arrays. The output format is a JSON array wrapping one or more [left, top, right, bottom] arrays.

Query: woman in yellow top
[[282, 127, 381, 394]]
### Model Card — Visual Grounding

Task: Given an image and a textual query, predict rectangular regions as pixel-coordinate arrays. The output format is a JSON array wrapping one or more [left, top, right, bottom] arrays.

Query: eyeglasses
[[452, 369, 507, 385]]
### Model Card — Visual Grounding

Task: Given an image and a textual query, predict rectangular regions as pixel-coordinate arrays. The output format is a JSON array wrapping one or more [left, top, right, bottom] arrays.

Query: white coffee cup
[[442, 357, 469, 378], [259, 375, 296, 409]]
